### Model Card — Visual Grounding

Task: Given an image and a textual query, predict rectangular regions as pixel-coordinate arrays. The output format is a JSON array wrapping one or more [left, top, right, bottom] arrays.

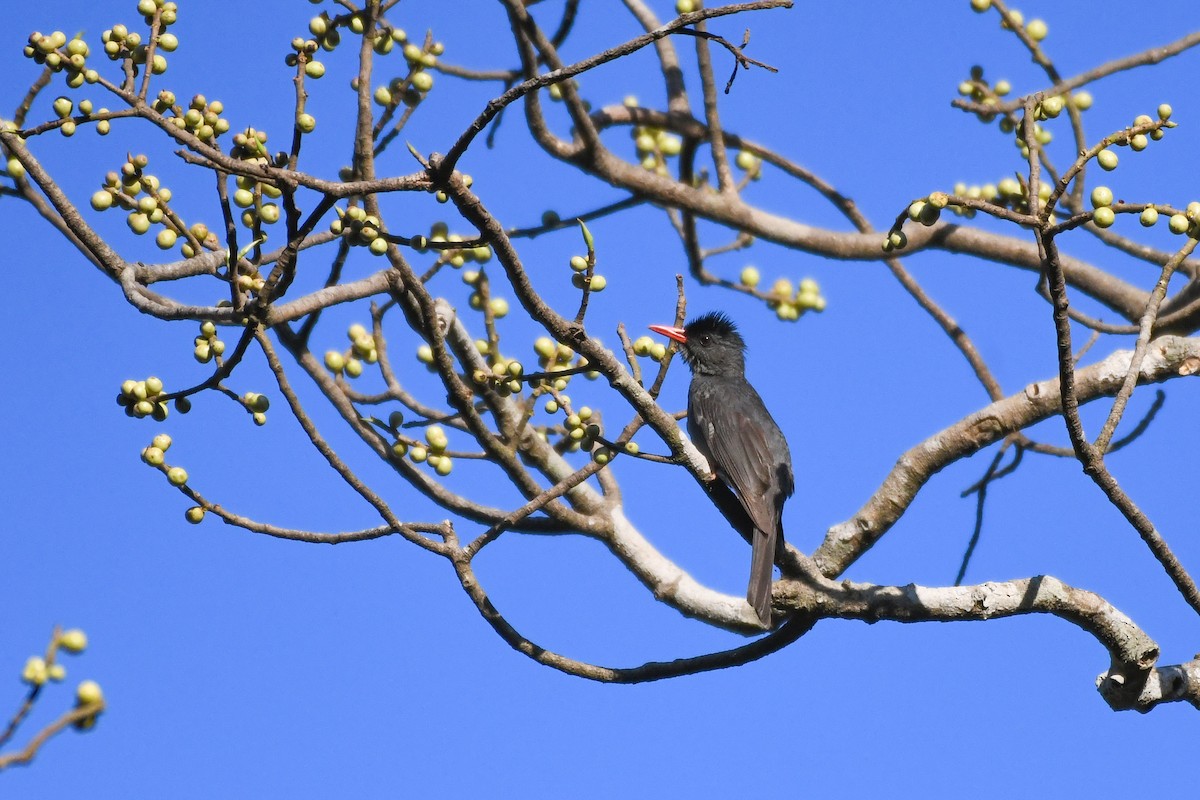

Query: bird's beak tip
[[648, 323, 687, 344]]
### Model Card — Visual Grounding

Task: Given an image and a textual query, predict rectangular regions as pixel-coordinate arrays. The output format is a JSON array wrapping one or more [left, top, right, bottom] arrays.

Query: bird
[[649, 312, 793, 623]]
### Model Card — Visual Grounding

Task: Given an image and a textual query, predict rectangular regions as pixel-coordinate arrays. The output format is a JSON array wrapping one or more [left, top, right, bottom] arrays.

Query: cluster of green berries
[[90, 153, 199, 252], [1082, 107, 1176, 229], [192, 320, 226, 364], [1117, 107, 1173, 153], [735, 267, 825, 319], [227, 129, 288, 235], [286, 37, 327, 76], [957, 65, 1021, 127], [241, 392, 270, 426], [305, 12, 343, 52], [160, 91, 230, 142], [767, 276, 824, 320], [883, 192, 949, 251], [534, 337, 590, 388], [23, 31, 99, 88], [594, 439, 639, 465], [470, 352, 525, 396], [165, 428, 202, 521], [325, 323, 378, 379], [44, 94, 111, 138], [21, 655, 65, 686], [1100, 191, 1200, 238], [568, 253, 607, 293], [117, 376, 172, 420], [946, 183, 1000, 219], [1166, 202, 1200, 238], [431, 220, 491, 266], [140, 432, 188, 488], [20, 628, 101, 729], [372, 37, 442, 109], [20, 629, 87, 688], [463, 274, 511, 318], [134, 0, 179, 26], [994, 178, 1052, 215], [631, 119, 683, 177], [384, 412, 455, 476], [969, 2, 1048, 41], [97, 4, 181, 79], [631, 336, 669, 363], [140, 432, 173, 468], [330, 206, 390, 255], [391, 421, 455, 476], [558, 405, 603, 454]]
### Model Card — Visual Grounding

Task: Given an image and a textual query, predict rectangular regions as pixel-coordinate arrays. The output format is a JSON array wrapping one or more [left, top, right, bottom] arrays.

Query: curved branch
[[814, 335, 1200, 578]]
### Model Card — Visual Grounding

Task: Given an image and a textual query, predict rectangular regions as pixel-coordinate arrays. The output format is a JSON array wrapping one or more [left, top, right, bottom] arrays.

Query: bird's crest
[[686, 311, 746, 351]]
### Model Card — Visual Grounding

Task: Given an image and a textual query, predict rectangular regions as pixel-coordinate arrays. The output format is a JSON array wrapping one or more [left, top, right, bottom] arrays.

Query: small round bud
[[22, 657, 48, 686], [740, 266, 760, 287], [167, 466, 188, 486], [1157, 104, 1173, 121], [59, 629, 88, 653], [76, 680, 103, 706], [185, 506, 205, 524], [1139, 207, 1159, 227], [569, 255, 589, 272], [324, 350, 345, 372], [1090, 186, 1113, 208], [1168, 214, 1190, 235], [1097, 149, 1118, 171], [1092, 206, 1115, 228], [735, 150, 759, 172], [411, 71, 434, 93]]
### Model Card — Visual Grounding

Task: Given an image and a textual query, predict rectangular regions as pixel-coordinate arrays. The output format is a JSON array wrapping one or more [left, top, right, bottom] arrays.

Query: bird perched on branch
[[649, 312, 793, 623]]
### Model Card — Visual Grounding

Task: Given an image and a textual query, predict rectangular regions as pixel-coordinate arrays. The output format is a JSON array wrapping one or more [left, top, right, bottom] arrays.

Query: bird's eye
[[699, 335, 711, 346]]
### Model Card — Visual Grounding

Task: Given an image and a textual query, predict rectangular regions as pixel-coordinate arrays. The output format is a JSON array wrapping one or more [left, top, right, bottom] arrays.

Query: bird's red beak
[[648, 323, 687, 344]]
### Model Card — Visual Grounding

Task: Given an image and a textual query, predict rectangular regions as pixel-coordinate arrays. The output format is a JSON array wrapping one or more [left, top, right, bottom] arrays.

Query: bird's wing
[[689, 380, 792, 536]]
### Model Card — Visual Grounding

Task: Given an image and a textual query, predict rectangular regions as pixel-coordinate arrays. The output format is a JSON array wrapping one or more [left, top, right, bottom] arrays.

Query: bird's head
[[648, 311, 747, 376]]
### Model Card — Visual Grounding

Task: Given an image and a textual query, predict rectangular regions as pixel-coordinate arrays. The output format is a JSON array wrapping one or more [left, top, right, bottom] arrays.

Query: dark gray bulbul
[[650, 312, 793, 622]]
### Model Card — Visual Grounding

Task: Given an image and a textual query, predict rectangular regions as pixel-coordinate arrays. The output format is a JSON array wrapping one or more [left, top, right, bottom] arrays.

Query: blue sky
[[3, 0, 1200, 796]]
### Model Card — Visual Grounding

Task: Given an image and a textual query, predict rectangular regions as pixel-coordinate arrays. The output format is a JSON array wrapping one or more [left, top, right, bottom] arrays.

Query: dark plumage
[[649, 312, 794, 622]]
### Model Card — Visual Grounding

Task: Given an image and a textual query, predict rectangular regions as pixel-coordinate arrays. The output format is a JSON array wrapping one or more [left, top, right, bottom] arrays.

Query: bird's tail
[[747, 525, 777, 623]]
